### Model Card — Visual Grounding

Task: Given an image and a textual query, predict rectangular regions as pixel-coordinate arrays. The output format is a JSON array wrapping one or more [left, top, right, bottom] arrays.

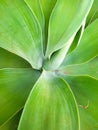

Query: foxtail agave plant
[[0, 0, 98, 130]]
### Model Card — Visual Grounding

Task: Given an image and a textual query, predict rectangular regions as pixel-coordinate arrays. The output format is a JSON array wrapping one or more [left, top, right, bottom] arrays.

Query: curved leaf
[[60, 57, 98, 79], [45, 0, 94, 57], [24, 0, 44, 30], [18, 71, 79, 130], [61, 19, 98, 67], [40, 0, 57, 49], [63, 76, 98, 130], [0, 47, 31, 68], [0, 68, 40, 126], [0, 0, 43, 69], [86, 0, 98, 26], [43, 33, 75, 70], [68, 19, 86, 54], [24, 0, 45, 52]]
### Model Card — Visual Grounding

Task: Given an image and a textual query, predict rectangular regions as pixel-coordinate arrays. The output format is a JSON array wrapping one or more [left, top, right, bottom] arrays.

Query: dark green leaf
[[0, 47, 31, 68]]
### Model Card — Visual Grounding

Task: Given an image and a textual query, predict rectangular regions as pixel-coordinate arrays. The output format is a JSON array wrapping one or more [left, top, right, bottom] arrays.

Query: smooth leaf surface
[[0, 110, 22, 130], [24, 0, 44, 30], [0, 47, 31, 68], [60, 57, 98, 79], [0, 0, 43, 69], [18, 71, 79, 130], [63, 76, 98, 130], [46, 0, 93, 57], [86, 0, 98, 26], [61, 19, 98, 67], [0, 68, 40, 126], [68, 19, 86, 54], [40, 0, 57, 49], [24, 0, 45, 52], [43, 33, 75, 70]]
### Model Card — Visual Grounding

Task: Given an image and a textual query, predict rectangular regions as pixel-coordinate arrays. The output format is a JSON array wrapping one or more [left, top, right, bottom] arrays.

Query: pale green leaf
[[0, 68, 40, 126], [46, 0, 94, 57], [63, 76, 98, 130], [24, 0, 44, 30], [61, 19, 98, 67], [40, 0, 57, 49], [45, 19, 85, 70], [18, 71, 79, 130], [43, 33, 75, 70], [0, 0, 43, 69], [60, 57, 98, 79]]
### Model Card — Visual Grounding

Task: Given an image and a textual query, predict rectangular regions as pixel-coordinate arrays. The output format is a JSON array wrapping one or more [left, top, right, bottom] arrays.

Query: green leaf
[[24, 0, 45, 52], [24, 0, 44, 30], [0, 110, 22, 130], [40, 0, 57, 49], [68, 19, 86, 54], [0, 0, 43, 69], [45, 0, 94, 57], [86, 0, 98, 26], [63, 76, 98, 130], [61, 19, 98, 67], [43, 33, 75, 70], [0, 68, 40, 126], [18, 71, 79, 130], [0, 47, 31, 68], [60, 57, 98, 79]]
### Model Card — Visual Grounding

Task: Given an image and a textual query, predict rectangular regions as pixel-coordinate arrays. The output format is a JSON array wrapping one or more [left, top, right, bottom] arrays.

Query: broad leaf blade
[[18, 71, 79, 130], [63, 76, 98, 130], [60, 57, 98, 79], [61, 19, 98, 67], [46, 0, 94, 57], [0, 68, 40, 125], [0, 0, 43, 69], [0, 47, 31, 68]]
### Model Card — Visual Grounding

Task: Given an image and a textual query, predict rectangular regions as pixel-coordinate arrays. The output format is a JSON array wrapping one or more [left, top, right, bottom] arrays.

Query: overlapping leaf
[[0, 0, 43, 69], [61, 19, 98, 67], [18, 71, 79, 130], [86, 0, 98, 25], [60, 57, 98, 79], [63, 76, 98, 130], [45, 0, 93, 57], [24, 0, 44, 30], [0, 68, 40, 126], [0, 1, 98, 130], [40, 0, 57, 49]]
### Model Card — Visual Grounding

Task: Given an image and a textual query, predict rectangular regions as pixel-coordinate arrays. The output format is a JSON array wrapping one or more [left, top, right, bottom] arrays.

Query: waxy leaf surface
[[0, 0, 43, 69], [0, 68, 40, 125], [18, 71, 79, 130]]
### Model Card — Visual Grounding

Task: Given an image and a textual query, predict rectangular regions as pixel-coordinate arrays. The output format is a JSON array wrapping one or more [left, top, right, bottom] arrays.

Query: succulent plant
[[0, 0, 98, 130]]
